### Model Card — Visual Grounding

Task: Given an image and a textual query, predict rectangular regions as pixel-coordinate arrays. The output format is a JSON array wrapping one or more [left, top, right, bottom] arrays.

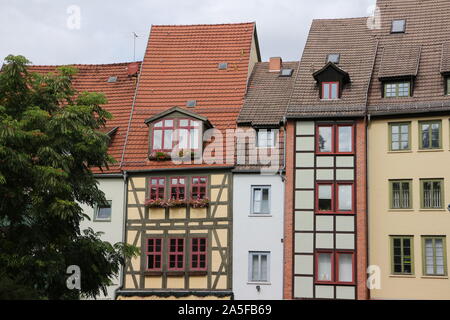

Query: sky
[[0, 0, 375, 66]]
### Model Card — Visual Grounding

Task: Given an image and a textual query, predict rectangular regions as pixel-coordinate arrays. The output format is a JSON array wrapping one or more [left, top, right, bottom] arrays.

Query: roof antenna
[[133, 32, 139, 61]]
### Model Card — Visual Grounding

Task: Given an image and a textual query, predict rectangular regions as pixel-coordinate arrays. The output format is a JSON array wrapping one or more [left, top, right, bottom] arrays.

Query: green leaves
[[0, 55, 136, 300]]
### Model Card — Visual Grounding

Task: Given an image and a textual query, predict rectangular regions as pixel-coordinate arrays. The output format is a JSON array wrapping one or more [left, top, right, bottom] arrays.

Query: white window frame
[[250, 186, 271, 215], [94, 200, 112, 221], [256, 130, 276, 148], [248, 251, 270, 283]]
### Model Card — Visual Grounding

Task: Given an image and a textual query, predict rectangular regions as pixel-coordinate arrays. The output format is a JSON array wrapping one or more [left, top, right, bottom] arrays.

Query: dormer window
[[327, 54, 340, 64], [446, 77, 450, 95], [391, 19, 406, 33], [322, 82, 339, 100], [384, 81, 411, 98], [152, 119, 201, 152], [256, 129, 276, 148]]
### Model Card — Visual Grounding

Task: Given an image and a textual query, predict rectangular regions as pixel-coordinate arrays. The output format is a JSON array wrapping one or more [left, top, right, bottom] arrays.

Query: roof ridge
[[29, 61, 142, 68], [150, 22, 255, 28], [312, 16, 369, 23]]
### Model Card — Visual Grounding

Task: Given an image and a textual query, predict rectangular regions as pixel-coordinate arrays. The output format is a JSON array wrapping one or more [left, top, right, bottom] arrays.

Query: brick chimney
[[269, 57, 282, 72], [127, 62, 140, 77]]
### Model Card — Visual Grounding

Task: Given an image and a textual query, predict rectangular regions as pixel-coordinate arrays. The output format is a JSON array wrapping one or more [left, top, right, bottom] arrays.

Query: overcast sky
[[1, 0, 375, 66]]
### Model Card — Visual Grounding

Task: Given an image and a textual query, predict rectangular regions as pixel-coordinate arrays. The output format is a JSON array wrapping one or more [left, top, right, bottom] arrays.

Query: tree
[[0, 55, 139, 299]]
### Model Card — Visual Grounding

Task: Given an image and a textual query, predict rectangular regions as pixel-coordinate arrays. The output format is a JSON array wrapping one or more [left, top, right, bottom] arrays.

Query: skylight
[[107, 76, 118, 83], [218, 62, 228, 70], [280, 69, 293, 77], [186, 100, 197, 107], [327, 54, 340, 64], [391, 19, 406, 33]]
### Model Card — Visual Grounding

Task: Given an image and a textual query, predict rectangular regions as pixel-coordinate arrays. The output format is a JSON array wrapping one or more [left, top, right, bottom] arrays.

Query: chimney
[[269, 57, 282, 72], [127, 62, 139, 77]]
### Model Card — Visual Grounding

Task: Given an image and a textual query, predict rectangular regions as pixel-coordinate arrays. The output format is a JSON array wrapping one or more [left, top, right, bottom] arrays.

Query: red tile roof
[[121, 22, 258, 171], [28, 62, 141, 174]]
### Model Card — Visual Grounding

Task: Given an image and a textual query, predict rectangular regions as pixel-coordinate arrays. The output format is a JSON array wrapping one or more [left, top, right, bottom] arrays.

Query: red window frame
[[336, 183, 354, 213], [316, 182, 354, 214], [146, 238, 163, 271], [191, 238, 207, 271], [316, 183, 335, 214], [315, 250, 355, 285], [170, 177, 186, 200], [191, 176, 208, 200], [178, 119, 201, 151], [152, 119, 174, 152], [316, 124, 355, 155], [321, 81, 339, 100], [149, 177, 166, 200], [168, 238, 185, 271]]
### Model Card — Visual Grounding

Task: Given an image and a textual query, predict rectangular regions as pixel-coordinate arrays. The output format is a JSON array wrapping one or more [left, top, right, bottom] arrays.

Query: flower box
[[189, 198, 210, 208]]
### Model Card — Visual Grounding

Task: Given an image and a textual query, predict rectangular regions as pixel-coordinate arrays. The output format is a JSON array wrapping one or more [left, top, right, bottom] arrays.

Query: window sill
[[389, 274, 415, 278], [387, 150, 412, 154], [248, 214, 272, 218], [388, 209, 414, 212], [144, 271, 164, 276], [247, 282, 271, 286], [419, 209, 446, 212], [417, 149, 444, 153], [421, 275, 448, 279], [93, 219, 112, 222]]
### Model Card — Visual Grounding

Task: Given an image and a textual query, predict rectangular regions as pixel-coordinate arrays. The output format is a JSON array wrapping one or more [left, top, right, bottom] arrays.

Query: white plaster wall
[[232, 174, 284, 300], [79, 177, 125, 299]]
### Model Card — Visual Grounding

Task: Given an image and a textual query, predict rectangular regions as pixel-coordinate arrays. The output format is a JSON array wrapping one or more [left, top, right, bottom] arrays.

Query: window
[[186, 100, 197, 107], [256, 130, 276, 148], [322, 82, 339, 100], [152, 119, 201, 152], [317, 184, 333, 213], [391, 236, 414, 275], [149, 177, 165, 200], [447, 78, 450, 95], [251, 186, 270, 214], [390, 180, 411, 209], [389, 122, 410, 151], [191, 238, 207, 271], [191, 177, 207, 200], [391, 19, 406, 33], [421, 179, 443, 209], [218, 62, 228, 70], [419, 120, 441, 149], [95, 201, 112, 221], [168, 238, 184, 271], [146, 238, 162, 271], [317, 124, 354, 154], [316, 251, 354, 284], [152, 119, 174, 151], [384, 82, 410, 97], [317, 183, 354, 214], [422, 237, 447, 276], [249, 252, 270, 282], [280, 69, 293, 77], [170, 177, 186, 200], [327, 54, 340, 64]]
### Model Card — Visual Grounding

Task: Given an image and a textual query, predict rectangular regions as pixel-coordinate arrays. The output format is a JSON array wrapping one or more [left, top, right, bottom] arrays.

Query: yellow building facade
[[369, 115, 450, 299]]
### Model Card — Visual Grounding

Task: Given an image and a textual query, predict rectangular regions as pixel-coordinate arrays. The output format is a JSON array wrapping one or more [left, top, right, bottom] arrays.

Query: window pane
[[97, 204, 111, 220], [178, 129, 189, 149], [180, 119, 189, 127], [318, 253, 332, 281], [153, 130, 162, 150], [251, 254, 259, 281], [431, 123, 440, 148], [338, 254, 353, 282], [322, 83, 330, 99], [331, 83, 338, 99], [261, 188, 270, 213], [318, 127, 332, 153], [164, 130, 173, 149], [338, 185, 352, 211], [338, 126, 352, 152], [318, 185, 332, 211], [253, 189, 262, 213], [421, 124, 430, 148], [190, 129, 199, 149], [260, 255, 268, 282]]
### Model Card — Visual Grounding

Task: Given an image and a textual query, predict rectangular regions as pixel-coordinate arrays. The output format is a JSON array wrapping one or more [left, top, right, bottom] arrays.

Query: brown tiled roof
[[367, 0, 450, 114], [238, 61, 299, 127], [287, 17, 378, 118], [378, 45, 421, 79], [121, 23, 258, 171], [28, 62, 141, 174]]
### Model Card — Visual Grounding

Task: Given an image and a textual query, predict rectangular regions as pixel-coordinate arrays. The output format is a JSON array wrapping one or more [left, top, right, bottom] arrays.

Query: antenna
[[132, 32, 139, 61]]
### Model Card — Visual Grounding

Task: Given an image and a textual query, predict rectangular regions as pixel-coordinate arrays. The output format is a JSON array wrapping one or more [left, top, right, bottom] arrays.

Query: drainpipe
[[114, 170, 128, 300]]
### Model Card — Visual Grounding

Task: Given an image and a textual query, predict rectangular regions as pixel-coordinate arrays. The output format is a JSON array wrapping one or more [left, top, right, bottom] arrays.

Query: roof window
[[391, 19, 406, 33]]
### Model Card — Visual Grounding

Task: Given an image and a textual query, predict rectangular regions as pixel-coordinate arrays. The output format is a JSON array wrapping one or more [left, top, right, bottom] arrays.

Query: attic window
[[218, 62, 228, 70], [186, 100, 197, 107], [391, 19, 406, 33], [107, 76, 118, 83], [280, 69, 293, 77], [327, 54, 340, 64]]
